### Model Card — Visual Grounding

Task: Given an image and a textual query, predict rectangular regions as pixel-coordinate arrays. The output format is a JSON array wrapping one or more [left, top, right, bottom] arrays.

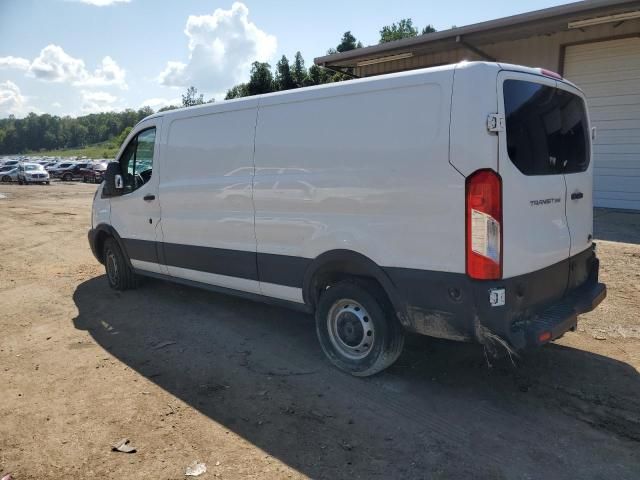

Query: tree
[[225, 84, 249, 100], [158, 105, 179, 112], [275, 55, 295, 91], [379, 18, 418, 43], [336, 31, 363, 53], [181, 86, 205, 107], [247, 62, 274, 96], [305, 65, 329, 86], [422, 25, 436, 34], [292, 51, 307, 87]]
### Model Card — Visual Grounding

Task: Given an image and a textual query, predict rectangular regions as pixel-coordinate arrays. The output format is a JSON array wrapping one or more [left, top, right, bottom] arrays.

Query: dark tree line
[[1, 18, 436, 154], [0, 108, 153, 155]]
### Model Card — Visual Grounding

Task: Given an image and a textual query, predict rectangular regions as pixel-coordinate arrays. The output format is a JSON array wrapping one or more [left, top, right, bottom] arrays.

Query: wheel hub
[[327, 299, 375, 360], [106, 250, 119, 285]]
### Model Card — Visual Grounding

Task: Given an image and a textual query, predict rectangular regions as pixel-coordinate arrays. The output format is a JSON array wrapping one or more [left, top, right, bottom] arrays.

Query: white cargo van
[[89, 61, 606, 376]]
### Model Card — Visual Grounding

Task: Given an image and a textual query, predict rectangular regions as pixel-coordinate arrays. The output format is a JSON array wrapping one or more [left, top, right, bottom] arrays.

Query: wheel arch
[[92, 224, 132, 268], [302, 249, 408, 327]]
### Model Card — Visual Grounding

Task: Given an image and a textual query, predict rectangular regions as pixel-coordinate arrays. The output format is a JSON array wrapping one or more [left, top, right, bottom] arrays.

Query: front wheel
[[2, 175, 11, 182], [315, 280, 405, 377], [103, 237, 137, 290], [63, 173, 72, 182]]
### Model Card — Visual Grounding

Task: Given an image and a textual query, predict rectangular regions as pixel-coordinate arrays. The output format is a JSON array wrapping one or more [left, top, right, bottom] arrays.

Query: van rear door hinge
[[487, 113, 505, 133]]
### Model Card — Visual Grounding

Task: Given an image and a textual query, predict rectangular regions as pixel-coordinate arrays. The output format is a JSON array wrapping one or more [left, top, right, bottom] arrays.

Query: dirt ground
[[1, 182, 639, 479]]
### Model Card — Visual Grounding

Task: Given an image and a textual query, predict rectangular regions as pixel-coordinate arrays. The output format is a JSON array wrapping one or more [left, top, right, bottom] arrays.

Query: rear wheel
[[315, 280, 405, 377], [63, 173, 72, 181], [103, 237, 137, 290], [2, 175, 10, 182]]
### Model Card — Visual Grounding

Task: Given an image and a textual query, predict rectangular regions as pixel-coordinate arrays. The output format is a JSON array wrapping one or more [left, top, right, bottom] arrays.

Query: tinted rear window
[[504, 80, 590, 175]]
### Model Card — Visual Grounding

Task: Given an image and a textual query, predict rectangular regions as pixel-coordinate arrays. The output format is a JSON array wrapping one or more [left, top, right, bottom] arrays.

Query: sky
[[0, 0, 570, 118]]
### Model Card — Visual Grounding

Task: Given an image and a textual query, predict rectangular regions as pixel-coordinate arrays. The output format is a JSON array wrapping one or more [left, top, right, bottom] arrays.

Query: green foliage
[[32, 142, 120, 160], [247, 62, 275, 96], [422, 24, 437, 34], [182, 86, 205, 107], [0, 108, 154, 155], [275, 55, 295, 91], [336, 31, 363, 53], [225, 84, 249, 100], [292, 51, 307, 88], [379, 18, 418, 43]]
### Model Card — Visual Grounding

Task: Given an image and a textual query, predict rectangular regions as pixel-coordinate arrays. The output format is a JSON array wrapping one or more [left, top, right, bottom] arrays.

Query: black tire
[[103, 237, 137, 290], [63, 173, 72, 182], [2, 175, 11, 182], [315, 280, 405, 377], [45, 181, 50, 185], [18, 178, 23, 185], [83, 176, 87, 183]]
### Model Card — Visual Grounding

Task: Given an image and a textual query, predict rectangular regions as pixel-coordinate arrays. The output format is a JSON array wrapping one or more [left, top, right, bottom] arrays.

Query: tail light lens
[[466, 169, 502, 280]]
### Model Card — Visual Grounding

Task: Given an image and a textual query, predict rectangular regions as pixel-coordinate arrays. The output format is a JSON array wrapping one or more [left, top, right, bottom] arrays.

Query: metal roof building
[[315, 0, 640, 210]]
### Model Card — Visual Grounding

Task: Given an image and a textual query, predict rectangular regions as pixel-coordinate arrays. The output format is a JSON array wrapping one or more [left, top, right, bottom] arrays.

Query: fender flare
[[301, 249, 408, 326], [92, 224, 133, 268]]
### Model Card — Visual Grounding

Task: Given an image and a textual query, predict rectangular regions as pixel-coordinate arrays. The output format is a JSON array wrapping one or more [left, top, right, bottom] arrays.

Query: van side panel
[[253, 69, 462, 301], [158, 106, 261, 294], [449, 62, 500, 176]]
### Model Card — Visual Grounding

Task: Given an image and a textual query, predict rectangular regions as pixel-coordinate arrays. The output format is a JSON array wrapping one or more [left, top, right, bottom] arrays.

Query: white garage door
[[564, 37, 640, 210]]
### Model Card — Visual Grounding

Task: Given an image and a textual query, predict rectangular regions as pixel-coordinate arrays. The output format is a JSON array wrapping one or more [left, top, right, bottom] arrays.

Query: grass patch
[[28, 142, 119, 160]]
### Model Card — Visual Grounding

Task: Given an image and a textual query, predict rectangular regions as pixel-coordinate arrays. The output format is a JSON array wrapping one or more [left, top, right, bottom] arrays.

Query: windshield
[[504, 79, 590, 176], [25, 164, 42, 171]]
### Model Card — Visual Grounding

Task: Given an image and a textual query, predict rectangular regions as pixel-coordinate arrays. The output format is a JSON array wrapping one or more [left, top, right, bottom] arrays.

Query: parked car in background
[[81, 162, 108, 183], [0, 165, 18, 182], [57, 162, 90, 181], [48, 162, 76, 176], [1, 160, 20, 169], [17, 163, 50, 185]]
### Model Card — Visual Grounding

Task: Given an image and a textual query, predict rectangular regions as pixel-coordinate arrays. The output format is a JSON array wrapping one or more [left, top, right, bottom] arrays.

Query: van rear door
[[497, 72, 572, 278], [553, 80, 593, 258]]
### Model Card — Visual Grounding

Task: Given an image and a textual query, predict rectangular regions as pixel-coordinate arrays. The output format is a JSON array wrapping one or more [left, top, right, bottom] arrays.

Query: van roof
[[140, 61, 577, 124]]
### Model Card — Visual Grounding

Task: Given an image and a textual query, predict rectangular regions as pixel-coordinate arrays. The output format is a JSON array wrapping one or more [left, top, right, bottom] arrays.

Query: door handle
[[571, 192, 583, 200], [143, 194, 156, 201]]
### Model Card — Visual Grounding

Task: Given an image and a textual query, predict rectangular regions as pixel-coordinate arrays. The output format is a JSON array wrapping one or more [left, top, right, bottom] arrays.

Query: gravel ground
[[0, 182, 639, 479]]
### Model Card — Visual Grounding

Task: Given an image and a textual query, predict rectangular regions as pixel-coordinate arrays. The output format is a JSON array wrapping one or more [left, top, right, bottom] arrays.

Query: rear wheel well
[[303, 251, 402, 319]]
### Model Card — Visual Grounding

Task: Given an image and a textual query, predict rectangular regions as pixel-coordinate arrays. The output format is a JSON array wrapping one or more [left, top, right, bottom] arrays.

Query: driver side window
[[119, 127, 156, 193]]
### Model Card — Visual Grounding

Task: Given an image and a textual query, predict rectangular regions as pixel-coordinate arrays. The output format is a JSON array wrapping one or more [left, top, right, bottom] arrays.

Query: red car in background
[[81, 162, 108, 183]]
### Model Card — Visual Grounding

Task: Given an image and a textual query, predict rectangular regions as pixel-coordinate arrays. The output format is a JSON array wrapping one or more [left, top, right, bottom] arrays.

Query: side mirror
[[103, 162, 123, 197]]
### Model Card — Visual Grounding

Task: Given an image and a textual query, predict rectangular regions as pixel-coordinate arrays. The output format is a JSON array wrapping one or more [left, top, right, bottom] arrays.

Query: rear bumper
[[386, 244, 606, 351], [518, 278, 605, 349]]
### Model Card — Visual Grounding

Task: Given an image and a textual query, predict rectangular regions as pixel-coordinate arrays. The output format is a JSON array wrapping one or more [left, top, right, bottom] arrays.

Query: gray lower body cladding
[[386, 245, 605, 350], [88, 228, 605, 351]]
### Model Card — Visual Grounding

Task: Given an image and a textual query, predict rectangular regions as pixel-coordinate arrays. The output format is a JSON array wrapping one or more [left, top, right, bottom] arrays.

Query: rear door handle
[[571, 192, 583, 200], [143, 194, 156, 201]]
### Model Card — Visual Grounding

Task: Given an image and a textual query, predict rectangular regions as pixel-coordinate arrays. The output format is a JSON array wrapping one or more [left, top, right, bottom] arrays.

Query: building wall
[[356, 19, 640, 77]]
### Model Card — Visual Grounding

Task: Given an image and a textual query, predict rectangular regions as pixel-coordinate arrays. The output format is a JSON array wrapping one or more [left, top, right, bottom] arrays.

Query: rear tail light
[[466, 169, 502, 280]]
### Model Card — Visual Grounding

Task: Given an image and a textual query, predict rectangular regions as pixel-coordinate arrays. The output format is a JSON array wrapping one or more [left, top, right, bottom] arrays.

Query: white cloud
[[0, 45, 127, 89], [158, 2, 276, 94], [51, 102, 62, 108], [140, 97, 181, 110], [75, 0, 131, 6], [0, 81, 39, 117], [0, 56, 30, 70], [81, 90, 119, 113]]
